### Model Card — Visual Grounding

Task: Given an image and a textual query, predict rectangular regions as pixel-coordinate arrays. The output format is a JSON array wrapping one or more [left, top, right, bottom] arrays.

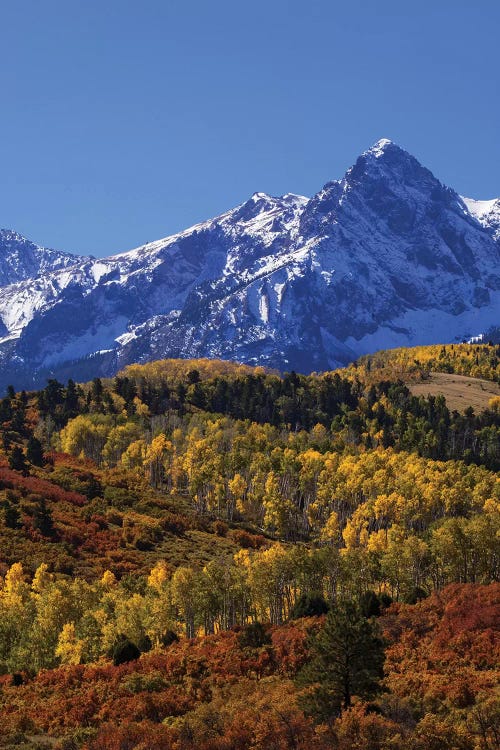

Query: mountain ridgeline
[[1, 138, 500, 390]]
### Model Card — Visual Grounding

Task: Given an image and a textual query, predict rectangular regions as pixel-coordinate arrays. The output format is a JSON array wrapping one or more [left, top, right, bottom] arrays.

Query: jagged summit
[[0, 229, 81, 288], [0, 140, 499, 389], [364, 137, 396, 157]]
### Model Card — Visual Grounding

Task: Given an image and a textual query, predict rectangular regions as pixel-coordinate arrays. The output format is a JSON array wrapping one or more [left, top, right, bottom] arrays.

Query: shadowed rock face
[[0, 139, 499, 390]]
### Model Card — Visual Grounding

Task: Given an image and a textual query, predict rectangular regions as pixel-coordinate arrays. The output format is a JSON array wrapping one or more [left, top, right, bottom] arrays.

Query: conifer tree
[[27, 435, 44, 466], [8, 445, 28, 474], [297, 600, 385, 722]]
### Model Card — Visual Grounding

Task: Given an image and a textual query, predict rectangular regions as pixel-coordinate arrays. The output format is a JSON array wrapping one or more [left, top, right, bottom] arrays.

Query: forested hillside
[[0, 346, 498, 749]]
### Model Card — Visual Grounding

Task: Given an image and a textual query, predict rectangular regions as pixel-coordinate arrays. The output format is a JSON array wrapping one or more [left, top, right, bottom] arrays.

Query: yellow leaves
[[488, 395, 500, 413], [320, 511, 340, 544], [102, 422, 142, 467], [342, 519, 360, 550], [483, 497, 499, 516], [229, 473, 246, 498], [342, 510, 370, 549], [373, 493, 404, 525], [3, 562, 28, 602], [32, 563, 52, 594], [309, 423, 328, 445], [59, 414, 112, 464], [101, 570, 117, 589], [229, 473, 247, 514], [148, 561, 169, 592], [146, 434, 173, 460], [120, 438, 147, 471], [234, 548, 252, 568], [171, 566, 196, 605], [55, 622, 83, 665], [133, 396, 150, 417], [122, 358, 259, 388], [145, 433, 174, 488], [367, 529, 388, 552], [5, 562, 24, 589]]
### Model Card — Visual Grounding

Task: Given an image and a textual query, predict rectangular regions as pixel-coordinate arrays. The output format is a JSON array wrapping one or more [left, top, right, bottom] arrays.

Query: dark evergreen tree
[[32, 498, 54, 537], [4, 501, 21, 529], [26, 436, 44, 466], [112, 636, 141, 665], [290, 594, 330, 619], [186, 369, 200, 384], [297, 601, 385, 722], [8, 446, 28, 474], [10, 406, 26, 435], [64, 379, 80, 417], [238, 621, 271, 649], [0, 397, 12, 423], [359, 590, 381, 618]]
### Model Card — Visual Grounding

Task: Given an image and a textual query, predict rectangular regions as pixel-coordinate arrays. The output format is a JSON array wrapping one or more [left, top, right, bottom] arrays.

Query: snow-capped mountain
[[1, 138, 499, 390], [461, 197, 500, 241], [0, 229, 81, 287]]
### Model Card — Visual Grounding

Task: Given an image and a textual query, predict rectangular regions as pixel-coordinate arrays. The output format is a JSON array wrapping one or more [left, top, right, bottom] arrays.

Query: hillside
[[341, 342, 500, 385], [0, 584, 498, 749], [0, 348, 498, 748], [408, 371, 500, 412]]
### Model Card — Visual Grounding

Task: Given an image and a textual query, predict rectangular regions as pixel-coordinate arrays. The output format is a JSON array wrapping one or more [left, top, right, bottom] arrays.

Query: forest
[[0, 345, 498, 749]]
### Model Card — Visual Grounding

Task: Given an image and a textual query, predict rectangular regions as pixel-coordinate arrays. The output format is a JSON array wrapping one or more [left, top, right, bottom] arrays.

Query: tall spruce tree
[[297, 600, 385, 722], [27, 436, 44, 466]]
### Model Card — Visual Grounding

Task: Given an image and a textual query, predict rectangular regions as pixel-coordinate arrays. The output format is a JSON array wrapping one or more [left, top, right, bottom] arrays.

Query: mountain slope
[[0, 139, 499, 389]]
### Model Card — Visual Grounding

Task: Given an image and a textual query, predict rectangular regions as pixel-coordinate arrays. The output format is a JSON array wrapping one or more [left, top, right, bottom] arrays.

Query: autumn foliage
[[0, 348, 498, 748]]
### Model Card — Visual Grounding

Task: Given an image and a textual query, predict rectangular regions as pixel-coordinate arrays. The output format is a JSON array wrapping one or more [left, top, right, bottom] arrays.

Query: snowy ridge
[[461, 196, 500, 240], [0, 140, 499, 388]]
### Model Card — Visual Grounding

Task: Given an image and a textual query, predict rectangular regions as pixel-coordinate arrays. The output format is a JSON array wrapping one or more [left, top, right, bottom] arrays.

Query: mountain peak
[[0, 228, 30, 243], [362, 138, 413, 161], [0, 140, 499, 387], [365, 137, 395, 156]]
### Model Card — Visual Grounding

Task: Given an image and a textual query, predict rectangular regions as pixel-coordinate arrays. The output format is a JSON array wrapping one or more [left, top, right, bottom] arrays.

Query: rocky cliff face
[[1, 139, 499, 389]]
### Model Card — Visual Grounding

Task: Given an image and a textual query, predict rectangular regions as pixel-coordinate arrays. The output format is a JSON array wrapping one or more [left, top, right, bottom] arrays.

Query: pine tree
[[32, 498, 54, 537], [8, 446, 28, 474], [297, 600, 385, 722], [27, 436, 44, 466], [4, 501, 21, 529]]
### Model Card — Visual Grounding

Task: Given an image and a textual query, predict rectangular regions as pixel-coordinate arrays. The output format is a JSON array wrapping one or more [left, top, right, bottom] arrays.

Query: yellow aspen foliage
[[320, 511, 340, 544], [147, 561, 169, 592], [310, 423, 328, 445], [59, 414, 112, 464], [145, 434, 173, 488], [342, 515, 369, 549], [101, 570, 117, 589], [133, 396, 150, 417], [3, 562, 28, 601], [121, 439, 147, 472], [483, 498, 499, 515], [171, 566, 197, 637], [367, 528, 389, 552], [55, 622, 83, 665], [233, 548, 252, 568], [229, 473, 247, 514], [488, 395, 500, 413], [32, 563, 53, 594]]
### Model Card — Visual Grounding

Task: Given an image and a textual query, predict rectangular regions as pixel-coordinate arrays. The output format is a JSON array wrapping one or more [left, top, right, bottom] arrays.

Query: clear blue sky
[[1, 0, 498, 257]]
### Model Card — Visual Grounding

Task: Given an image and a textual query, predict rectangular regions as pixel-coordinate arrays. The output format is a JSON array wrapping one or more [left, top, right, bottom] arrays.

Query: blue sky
[[1, 0, 498, 257]]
